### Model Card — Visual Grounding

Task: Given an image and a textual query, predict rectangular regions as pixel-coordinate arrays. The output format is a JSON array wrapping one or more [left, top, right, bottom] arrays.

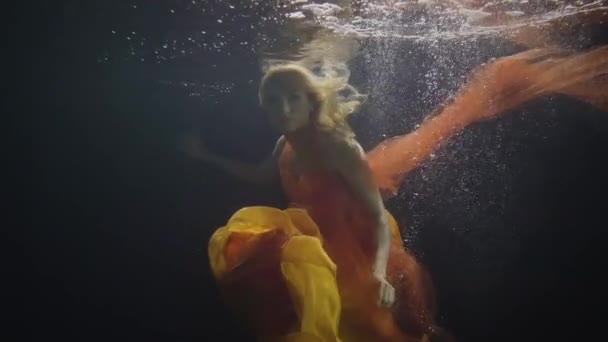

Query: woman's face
[[261, 79, 313, 133]]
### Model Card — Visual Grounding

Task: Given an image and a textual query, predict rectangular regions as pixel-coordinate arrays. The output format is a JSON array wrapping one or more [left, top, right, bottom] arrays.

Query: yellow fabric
[[208, 206, 341, 341], [208, 206, 406, 342], [386, 210, 399, 237], [281, 235, 341, 342], [209, 206, 309, 279]]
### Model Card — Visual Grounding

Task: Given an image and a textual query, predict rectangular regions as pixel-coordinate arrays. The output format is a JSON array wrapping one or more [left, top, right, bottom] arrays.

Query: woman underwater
[[183, 46, 608, 342]]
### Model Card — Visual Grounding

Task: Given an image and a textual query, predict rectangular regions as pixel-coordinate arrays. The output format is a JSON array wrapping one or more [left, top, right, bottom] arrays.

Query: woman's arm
[[180, 134, 285, 185], [329, 138, 395, 307]]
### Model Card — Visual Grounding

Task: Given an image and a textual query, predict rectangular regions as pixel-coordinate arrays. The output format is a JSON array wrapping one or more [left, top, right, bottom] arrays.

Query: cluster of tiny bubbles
[[278, 0, 606, 140], [393, 90, 568, 256], [392, 116, 527, 261], [99, 0, 296, 65], [156, 80, 236, 105], [96, 0, 316, 110]]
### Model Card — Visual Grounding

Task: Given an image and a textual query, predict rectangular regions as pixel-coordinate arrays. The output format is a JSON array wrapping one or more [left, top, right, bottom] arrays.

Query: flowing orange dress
[[208, 127, 436, 342], [207, 46, 608, 342]]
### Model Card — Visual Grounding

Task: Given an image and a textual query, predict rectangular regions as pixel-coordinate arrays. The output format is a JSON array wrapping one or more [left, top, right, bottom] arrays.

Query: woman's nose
[[281, 99, 291, 115]]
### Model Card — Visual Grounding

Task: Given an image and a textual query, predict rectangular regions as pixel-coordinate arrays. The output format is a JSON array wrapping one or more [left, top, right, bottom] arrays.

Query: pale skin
[[181, 74, 396, 307]]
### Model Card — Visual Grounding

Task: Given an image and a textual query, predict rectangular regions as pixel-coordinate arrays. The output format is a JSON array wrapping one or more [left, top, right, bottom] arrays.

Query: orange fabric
[[368, 46, 608, 197], [277, 139, 434, 342]]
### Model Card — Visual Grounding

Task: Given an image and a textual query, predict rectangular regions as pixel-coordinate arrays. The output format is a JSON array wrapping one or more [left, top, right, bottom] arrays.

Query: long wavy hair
[[259, 60, 366, 139]]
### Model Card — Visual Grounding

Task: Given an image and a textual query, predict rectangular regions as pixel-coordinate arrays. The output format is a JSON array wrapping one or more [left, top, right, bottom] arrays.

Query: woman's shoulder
[[273, 135, 286, 157], [322, 133, 366, 169]]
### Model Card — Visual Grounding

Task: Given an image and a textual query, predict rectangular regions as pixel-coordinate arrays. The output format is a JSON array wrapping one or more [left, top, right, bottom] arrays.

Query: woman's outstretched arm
[[180, 134, 286, 185]]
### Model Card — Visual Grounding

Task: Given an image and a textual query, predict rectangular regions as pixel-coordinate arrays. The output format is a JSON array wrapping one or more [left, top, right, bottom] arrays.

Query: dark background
[[23, 2, 607, 341]]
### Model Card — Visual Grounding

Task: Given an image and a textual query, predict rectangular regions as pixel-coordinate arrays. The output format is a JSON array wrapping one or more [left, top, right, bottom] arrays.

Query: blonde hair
[[259, 62, 366, 138]]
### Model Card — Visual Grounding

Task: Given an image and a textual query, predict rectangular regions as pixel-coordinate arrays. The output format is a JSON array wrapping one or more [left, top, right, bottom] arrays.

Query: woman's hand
[[328, 138, 396, 308], [373, 269, 395, 308], [179, 134, 213, 162], [372, 220, 394, 308]]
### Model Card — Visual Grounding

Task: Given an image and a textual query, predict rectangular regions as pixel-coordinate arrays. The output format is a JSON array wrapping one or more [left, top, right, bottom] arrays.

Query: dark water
[[25, 1, 607, 341]]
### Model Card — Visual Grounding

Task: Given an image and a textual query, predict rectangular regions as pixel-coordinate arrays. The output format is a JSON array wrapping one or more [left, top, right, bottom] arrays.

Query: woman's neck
[[284, 124, 318, 154]]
